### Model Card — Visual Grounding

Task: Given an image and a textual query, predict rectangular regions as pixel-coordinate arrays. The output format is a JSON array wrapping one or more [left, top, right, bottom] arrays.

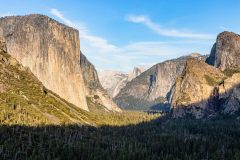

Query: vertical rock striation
[[171, 59, 225, 118], [114, 53, 206, 110], [0, 14, 88, 110], [80, 52, 121, 112], [171, 58, 240, 118], [172, 31, 240, 118], [0, 14, 120, 112], [206, 31, 240, 71]]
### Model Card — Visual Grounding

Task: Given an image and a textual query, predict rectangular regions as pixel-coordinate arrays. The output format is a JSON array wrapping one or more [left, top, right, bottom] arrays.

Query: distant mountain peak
[[188, 52, 202, 57], [98, 66, 147, 98], [114, 54, 207, 111]]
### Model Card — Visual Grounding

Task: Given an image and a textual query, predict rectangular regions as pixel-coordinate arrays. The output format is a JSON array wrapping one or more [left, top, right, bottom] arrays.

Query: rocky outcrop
[[206, 31, 240, 71], [0, 40, 92, 125], [220, 73, 240, 114], [114, 53, 206, 110], [0, 14, 88, 110], [205, 43, 216, 66], [127, 66, 146, 81], [98, 66, 146, 98], [171, 58, 240, 118], [171, 59, 225, 118], [80, 52, 121, 112], [0, 14, 120, 112], [172, 31, 240, 118]]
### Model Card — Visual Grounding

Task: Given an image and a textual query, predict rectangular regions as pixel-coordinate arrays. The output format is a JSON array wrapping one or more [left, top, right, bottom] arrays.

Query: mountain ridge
[[114, 53, 207, 111], [171, 31, 240, 118]]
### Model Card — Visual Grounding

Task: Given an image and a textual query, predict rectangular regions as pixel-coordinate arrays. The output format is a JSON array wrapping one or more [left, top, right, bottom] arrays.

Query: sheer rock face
[[98, 67, 145, 98], [0, 14, 120, 112], [0, 40, 95, 125], [127, 67, 146, 81], [114, 54, 206, 110], [206, 31, 240, 71], [0, 14, 89, 111], [171, 58, 240, 118], [220, 73, 240, 114], [80, 52, 121, 112], [172, 31, 240, 118], [171, 59, 225, 118]]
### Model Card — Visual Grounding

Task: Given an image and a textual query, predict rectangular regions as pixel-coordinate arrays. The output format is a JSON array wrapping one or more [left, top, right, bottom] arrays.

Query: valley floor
[[1, 112, 240, 160]]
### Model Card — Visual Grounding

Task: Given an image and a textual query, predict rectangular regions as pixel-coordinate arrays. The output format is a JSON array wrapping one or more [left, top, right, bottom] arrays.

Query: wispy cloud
[[85, 40, 212, 71], [219, 26, 228, 31], [49, 9, 212, 71], [126, 14, 214, 40], [50, 8, 117, 52], [50, 9, 75, 27]]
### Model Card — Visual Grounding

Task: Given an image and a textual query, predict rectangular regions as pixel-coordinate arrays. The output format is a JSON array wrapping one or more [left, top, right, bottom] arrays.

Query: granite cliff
[[98, 66, 146, 98], [206, 31, 240, 71], [80, 52, 121, 112], [172, 31, 240, 118], [98, 70, 128, 97], [0, 14, 120, 112], [171, 58, 240, 118], [171, 59, 223, 118], [114, 53, 206, 110], [0, 40, 90, 125]]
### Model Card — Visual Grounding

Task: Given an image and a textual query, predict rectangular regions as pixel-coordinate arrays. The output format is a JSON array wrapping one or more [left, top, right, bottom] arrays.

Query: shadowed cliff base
[[171, 58, 240, 119], [172, 81, 240, 118], [1, 114, 240, 160]]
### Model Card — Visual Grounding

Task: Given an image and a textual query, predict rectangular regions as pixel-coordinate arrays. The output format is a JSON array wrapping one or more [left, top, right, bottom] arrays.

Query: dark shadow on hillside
[[149, 103, 170, 112], [172, 81, 240, 118], [1, 112, 240, 160], [1, 81, 240, 160]]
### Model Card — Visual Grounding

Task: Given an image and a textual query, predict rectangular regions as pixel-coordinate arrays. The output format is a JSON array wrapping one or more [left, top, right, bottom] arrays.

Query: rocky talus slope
[[114, 53, 206, 110], [172, 31, 240, 118], [98, 67, 146, 98], [0, 14, 120, 112]]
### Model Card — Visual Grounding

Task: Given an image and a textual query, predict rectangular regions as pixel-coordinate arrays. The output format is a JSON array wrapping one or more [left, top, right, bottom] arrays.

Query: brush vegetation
[[1, 49, 240, 160], [0, 50, 160, 127]]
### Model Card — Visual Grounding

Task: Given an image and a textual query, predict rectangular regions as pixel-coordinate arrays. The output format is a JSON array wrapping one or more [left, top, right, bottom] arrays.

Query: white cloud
[[50, 8, 117, 52], [219, 26, 228, 31], [126, 14, 214, 40], [49, 9, 213, 71], [50, 9, 73, 26], [86, 40, 212, 71]]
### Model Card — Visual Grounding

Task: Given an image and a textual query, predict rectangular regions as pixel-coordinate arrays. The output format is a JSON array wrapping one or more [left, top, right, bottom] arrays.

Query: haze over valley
[[1, 1, 240, 159]]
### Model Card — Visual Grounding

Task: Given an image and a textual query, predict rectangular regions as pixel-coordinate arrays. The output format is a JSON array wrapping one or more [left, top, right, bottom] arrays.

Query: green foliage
[[224, 68, 240, 77], [204, 74, 225, 86], [1, 117, 240, 160], [176, 95, 191, 105], [93, 95, 100, 99], [204, 75, 218, 86], [0, 50, 160, 127], [1, 48, 240, 159]]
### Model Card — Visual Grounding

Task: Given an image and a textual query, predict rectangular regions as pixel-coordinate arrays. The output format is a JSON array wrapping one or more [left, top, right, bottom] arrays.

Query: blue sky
[[1, 0, 240, 71]]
